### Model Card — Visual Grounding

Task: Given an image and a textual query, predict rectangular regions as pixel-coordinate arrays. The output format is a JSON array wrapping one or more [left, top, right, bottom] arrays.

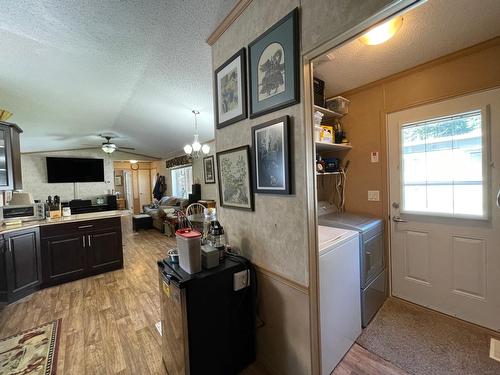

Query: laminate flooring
[[0, 216, 405, 375]]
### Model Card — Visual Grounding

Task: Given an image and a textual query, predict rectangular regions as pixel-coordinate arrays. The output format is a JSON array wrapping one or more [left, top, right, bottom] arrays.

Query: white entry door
[[388, 88, 500, 331], [138, 169, 152, 208]]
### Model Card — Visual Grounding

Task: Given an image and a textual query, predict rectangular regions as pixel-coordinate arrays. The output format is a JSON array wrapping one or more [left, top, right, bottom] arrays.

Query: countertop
[[0, 210, 131, 235]]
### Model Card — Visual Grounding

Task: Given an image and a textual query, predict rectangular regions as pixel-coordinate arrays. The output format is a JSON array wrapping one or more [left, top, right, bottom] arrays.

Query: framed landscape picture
[[216, 146, 254, 211], [248, 8, 299, 118], [203, 155, 216, 184], [214, 48, 247, 129], [252, 115, 291, 194]]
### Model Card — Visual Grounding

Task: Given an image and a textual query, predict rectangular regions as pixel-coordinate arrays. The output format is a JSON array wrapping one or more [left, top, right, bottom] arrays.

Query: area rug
[[357, 298, 500, 375], [0, 319, 61, 375]]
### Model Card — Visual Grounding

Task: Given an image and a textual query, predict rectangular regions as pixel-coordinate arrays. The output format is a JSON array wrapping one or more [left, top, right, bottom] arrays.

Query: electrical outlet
[[368, 190, 380, 201], [233, 270, 250, 291], [371, 152, 379, 163]]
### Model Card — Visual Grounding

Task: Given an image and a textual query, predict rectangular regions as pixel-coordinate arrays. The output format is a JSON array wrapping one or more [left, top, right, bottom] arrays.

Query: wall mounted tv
[[46, 157, 105, 183]]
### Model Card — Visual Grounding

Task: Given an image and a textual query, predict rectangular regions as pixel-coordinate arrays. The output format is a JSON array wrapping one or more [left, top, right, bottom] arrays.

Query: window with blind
[[400, 110, 487, 218], [171, 166, 192, 199]]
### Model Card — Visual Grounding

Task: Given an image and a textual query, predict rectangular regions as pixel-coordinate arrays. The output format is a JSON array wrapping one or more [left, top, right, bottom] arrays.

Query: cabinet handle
[[88, 235, 92, 247], [82, 236, 86, 248], [78, 224, 94, 229]]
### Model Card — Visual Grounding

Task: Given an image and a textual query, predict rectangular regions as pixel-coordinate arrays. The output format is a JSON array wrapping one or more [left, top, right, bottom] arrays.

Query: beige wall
[[20, 149, 155, 203], [334, 38, 500, 220], [210, 0, 395, 374]]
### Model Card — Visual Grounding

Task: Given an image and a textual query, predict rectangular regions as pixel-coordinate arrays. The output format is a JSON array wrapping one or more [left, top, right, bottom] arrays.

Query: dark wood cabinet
[[87, 228, 123, 273], [41, 217, 123, 287], [42, 233, 86, 286], [1, 227, 42, 303], [0, 121, 23, 191]]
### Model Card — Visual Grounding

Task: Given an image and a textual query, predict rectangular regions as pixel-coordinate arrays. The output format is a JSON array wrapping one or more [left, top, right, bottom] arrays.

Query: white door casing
[[388, 88, 500, 331]]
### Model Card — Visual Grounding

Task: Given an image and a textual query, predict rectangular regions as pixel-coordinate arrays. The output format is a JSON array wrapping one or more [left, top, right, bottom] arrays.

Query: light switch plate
[[371, 152, 379, 163], [368, 190, 380, 201], [491, 338, 500, 362], [233, 270, 250, 291]]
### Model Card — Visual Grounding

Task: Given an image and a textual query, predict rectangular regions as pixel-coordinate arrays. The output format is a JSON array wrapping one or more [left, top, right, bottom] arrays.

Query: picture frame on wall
[[203, 155, 216, 184], [216, 146, 254, 211], [252, 115, 291, 194], [248, 8, 299, 118], [214, 48, 247, 129]]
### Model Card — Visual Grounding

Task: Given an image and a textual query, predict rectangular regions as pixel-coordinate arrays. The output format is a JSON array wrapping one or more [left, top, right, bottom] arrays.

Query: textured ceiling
[[0, 0, 236, 157], [314, 0, 500, 97]]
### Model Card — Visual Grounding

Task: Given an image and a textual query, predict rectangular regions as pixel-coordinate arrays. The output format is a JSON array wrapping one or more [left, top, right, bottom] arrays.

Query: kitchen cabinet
[[87, 228, 123, 273], [41, 233, 86, 286], [0, 227, 42, 303], [41, 217, 123, 287], [0, 121, 23, 191]]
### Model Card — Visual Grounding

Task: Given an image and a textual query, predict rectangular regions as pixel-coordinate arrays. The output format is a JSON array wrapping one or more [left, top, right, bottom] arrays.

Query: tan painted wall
[[210, 0, 395, 374], [334, 38, 500, 220]]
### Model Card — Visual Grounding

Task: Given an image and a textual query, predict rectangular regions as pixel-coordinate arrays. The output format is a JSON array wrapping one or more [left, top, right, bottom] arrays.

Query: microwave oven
[[0, 203, 45, 222]]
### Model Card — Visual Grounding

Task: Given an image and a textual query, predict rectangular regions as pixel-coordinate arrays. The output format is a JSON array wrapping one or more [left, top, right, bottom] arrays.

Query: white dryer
[[318, 225, 361, 375]]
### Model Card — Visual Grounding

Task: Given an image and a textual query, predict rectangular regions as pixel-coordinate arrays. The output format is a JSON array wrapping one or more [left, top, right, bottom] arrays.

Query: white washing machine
[[318, 225, 361, 375]]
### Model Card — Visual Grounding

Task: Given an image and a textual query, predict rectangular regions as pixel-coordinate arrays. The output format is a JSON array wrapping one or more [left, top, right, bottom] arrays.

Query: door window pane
[[401, 110, 485, 218], [171, 166, 192, 199]]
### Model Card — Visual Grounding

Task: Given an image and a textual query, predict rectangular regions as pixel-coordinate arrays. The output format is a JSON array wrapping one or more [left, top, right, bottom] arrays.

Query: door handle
[[87, 235, 92, 247], [82, 236, 86, 248], [392, 216, 407, 223], [497, 189, 500, 208], [78, 225, 94, 229]]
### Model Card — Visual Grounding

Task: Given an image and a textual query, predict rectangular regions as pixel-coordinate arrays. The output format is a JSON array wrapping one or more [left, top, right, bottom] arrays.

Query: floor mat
[[357, 298, 500, 375], [0, 319, 61, 375]]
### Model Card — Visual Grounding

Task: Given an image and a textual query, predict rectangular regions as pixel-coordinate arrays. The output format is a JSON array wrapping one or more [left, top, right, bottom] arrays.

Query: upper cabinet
[[0, 121, 23, 191]]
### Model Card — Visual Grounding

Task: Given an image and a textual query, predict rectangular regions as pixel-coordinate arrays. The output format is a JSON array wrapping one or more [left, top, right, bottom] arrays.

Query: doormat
[[155, 321, 162, 336], [357, 298, 500, 375], [0, 319, 61, 375], [491, 338, 500, 362]]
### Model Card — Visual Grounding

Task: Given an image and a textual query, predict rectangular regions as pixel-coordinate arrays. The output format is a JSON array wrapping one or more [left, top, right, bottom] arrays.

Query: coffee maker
[[208, 220, 225, 261]]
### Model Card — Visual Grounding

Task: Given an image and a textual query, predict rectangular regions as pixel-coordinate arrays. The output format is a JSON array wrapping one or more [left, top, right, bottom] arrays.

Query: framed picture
[[114, 176, 122, 186], [203, 155, 216, 184], [252, 115, 291, 194], [248, 8, 299, 118], [214, 48, 247, 129], [216, 146, 254, 211]]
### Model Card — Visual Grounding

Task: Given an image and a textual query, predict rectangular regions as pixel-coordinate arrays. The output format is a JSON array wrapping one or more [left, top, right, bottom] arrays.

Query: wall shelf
[[313, 105, 344, 120], [315, 141, 352, 152]]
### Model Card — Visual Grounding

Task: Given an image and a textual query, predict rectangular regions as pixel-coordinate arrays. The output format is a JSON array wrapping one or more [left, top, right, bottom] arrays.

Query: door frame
[[302, 1, 423, 373]]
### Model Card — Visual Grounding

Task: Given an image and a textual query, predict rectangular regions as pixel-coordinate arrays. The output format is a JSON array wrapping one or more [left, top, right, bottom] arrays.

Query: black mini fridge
[[157, 257, 256, 375]]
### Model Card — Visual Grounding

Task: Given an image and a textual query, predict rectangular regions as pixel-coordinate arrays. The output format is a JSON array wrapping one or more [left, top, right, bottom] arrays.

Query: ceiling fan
[[86, 134, 135, 154]]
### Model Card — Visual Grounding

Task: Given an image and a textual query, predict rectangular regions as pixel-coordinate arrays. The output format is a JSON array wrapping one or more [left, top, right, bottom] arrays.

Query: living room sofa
[[142, 195, 189, 231]]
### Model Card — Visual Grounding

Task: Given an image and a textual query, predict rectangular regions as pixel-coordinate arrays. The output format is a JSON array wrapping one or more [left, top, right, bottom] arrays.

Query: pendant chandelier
[[184, 110, 210, 158]]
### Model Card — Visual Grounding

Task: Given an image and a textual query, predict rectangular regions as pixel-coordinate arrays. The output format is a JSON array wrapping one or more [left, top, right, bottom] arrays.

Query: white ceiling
[[0, 0, 236, 157], [314, 0, 500, 97]]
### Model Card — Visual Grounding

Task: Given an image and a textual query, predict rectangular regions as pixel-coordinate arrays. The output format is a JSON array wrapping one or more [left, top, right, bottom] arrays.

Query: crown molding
[[206, 0, 252, 46]]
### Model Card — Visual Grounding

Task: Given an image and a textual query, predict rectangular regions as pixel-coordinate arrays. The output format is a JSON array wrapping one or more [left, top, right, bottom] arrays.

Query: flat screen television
[[46, 157, 105, 183]]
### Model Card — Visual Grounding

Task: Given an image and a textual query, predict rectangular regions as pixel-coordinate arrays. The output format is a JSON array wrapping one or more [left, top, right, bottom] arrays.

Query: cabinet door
[[86, 228, 123, 274], [0, 237, 7, 302], [42, 233, 86, 286], [4, 228, 42, 301], [0, 124, 13, 190]]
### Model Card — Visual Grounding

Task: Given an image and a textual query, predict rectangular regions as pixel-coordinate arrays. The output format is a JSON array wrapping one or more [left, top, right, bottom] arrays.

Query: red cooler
[[175, 228, 202, 274]]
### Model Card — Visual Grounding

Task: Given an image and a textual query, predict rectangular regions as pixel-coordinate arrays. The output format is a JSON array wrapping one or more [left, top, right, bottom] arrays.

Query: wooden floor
[[333, 344, 409, 375], [0, 216, 406, 375]]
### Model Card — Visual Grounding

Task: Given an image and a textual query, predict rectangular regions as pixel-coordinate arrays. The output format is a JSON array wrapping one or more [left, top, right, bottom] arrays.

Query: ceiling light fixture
[[359, 17, 403, 46], [130, 159, 138, 164], [101, 142, 117, 154], [184, 110, 209, 158]]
